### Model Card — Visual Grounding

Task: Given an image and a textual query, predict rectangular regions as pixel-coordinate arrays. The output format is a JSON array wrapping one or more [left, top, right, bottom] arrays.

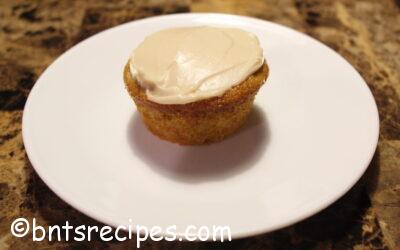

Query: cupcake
[[124, 26, 269, 145]]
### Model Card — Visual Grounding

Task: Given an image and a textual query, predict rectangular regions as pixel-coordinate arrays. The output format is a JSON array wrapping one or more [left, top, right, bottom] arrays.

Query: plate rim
[[22, 12, 380, 240]]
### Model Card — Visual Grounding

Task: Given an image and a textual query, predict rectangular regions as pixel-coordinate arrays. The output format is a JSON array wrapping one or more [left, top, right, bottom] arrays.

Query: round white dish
[[22, 13, 379, 239]]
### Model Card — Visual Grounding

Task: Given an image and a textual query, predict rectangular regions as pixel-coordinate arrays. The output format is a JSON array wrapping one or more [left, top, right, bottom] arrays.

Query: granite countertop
[[0, 0, 399, 249]]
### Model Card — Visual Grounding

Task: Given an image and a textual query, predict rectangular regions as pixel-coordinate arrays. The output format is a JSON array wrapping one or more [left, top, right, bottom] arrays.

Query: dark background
[[0, 0, 399, 249]]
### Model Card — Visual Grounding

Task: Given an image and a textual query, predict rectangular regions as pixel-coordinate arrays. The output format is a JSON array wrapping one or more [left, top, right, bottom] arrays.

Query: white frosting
[[129, 26, 264, 104]]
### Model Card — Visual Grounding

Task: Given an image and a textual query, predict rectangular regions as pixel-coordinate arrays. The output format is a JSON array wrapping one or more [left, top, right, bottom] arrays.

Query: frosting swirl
[[129, 26, 264, 104]]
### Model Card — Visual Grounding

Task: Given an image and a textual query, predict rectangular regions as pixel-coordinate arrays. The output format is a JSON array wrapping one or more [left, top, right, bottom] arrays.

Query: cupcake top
[[129, 26, 264, 104]]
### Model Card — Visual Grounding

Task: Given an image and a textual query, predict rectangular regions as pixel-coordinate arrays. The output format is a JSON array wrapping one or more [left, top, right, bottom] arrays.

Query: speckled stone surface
[[0, 0, 399, 249]]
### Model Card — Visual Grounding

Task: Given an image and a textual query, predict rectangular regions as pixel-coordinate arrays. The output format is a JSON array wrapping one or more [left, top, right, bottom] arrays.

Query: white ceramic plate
[[23, 13, 379, 239]]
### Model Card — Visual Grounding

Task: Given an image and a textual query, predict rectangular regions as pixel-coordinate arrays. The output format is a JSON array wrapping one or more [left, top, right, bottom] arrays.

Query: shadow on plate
[[126, 105, 270, 183]]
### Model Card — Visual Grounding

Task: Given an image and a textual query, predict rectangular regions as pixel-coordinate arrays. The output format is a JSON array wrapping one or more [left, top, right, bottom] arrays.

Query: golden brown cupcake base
[[124, 62, 269, 145]]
